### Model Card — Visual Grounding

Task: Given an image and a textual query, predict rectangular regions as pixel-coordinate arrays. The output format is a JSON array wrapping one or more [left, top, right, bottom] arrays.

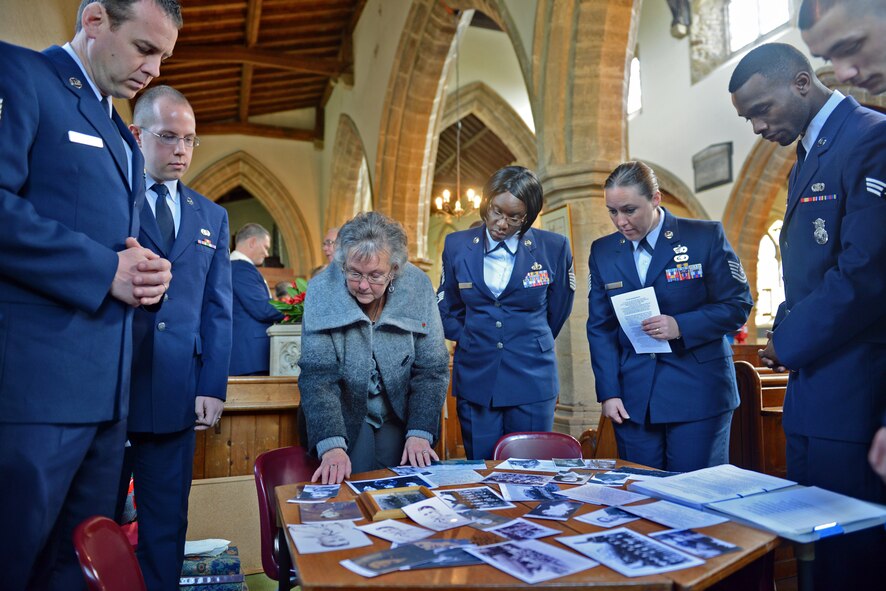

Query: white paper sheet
[[610, 287, 672, 354], [620, 500, 729, 529]]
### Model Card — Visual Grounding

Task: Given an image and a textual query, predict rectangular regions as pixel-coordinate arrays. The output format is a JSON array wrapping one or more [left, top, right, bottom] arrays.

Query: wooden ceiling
[[143, 0, 366, 142], [432, 113, 516, 199]]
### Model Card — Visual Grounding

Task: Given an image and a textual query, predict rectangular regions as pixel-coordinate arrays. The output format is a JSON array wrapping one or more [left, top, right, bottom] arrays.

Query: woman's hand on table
[[401, 436, 439, 467], [313, 448, 352, 484], [602, 398, 631, 425]]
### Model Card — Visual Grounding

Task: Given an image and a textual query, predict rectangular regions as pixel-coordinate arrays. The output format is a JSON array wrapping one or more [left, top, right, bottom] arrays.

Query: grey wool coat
[[298, 262, 450, 456]]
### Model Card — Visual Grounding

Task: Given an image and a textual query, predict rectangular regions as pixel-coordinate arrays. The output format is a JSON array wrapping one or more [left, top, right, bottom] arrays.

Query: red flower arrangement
[[269, 278, 308, 324]]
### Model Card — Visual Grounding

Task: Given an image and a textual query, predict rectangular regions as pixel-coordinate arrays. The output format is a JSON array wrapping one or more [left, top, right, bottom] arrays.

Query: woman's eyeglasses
[[486, 205, 526, 227], [344, 269, 390, 285]]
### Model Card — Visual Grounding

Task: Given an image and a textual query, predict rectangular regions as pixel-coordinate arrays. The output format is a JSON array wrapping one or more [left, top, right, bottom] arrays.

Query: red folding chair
[[492, 431, 583, 460], [73, 516, 146, 591], [254, 445, 320, 589]]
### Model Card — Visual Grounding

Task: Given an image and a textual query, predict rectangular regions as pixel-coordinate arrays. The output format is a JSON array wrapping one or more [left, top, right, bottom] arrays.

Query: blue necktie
[[637, 237, 654, 255], [152, 183, 175, 251], [488, 241, 512, 255]]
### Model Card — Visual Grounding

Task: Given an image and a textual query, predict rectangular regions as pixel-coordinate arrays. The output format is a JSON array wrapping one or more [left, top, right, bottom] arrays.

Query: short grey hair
[[333, 212, 408, 277], [234, 223, 270, 248]]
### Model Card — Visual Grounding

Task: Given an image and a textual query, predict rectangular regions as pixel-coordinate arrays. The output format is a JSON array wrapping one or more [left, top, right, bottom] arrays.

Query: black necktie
[[101, 96, 111, 118], [488, 241, 512, 255], [637, 237, 654, 256], [152, 183, 175, 251]]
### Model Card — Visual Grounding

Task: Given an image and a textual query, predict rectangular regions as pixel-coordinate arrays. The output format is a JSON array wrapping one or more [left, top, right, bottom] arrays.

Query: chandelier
[[431, 6, 480, 220]]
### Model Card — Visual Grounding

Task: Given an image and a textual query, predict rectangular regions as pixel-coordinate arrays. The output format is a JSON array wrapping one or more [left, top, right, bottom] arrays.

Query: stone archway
[[188, 151, 316, 274], [439, 81, 536, 168], [326, 114, 371, 229]]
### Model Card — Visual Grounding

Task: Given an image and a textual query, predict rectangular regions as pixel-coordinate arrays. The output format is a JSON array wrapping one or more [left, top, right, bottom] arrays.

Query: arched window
[[754, 219, 784, 328], [627, 56, 642, 116], [727, 0, 791, 53], [352, 157, 372, 216]]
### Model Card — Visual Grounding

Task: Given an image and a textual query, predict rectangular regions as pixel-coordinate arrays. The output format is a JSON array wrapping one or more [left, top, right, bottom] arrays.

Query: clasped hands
[[312, 436, 440, 485], [641, 314, 680, 340], [759, 330, 788, 373], [112, 237, 172, 307]]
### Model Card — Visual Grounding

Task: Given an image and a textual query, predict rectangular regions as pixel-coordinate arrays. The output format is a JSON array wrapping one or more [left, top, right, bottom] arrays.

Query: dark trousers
[[613, 410, 733, 472], [0, 419, 126, 591], [122, 428, 197, 591], [786, 432, 886, 590], [456, 397, 556, 461], [349, 419, 406, 474]]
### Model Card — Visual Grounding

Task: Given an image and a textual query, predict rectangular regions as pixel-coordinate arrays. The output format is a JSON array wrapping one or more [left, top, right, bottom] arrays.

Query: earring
[[388, 282, 395, 294]]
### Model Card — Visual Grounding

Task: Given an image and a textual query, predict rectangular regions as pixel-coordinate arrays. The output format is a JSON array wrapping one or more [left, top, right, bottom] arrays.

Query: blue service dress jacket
[[0, 43, 145, 424], [437, 226, 575, 407], [229, 260, 284, 375], [129, 183, 233, 433], [772, 96, 886, 444], [587, 208, 753, 424]]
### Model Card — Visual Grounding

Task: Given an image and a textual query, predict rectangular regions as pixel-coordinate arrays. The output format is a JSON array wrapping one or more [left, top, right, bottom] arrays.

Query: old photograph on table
[[498, 482, 563, 502], [340, 544, 436, 577], [525, 499, 583, 521], [482, 472, 552, 486], [287, 483, 340, 503], [362, 485, 433, 521], [585, 459, 617, 470], [288, 521, 373, 554], [419, 469, 486, 487], [298, 500, 364, 523], [552, 471, 591, 485], [394, 538, 484, 569], [575, 506, 640, 528], [558, 527, 704, 577], [553, 458, 587, 468], [649, 529, 740, 558], [401, 496, 473, 531], [587, 472, 632, 486], [494, 458, 559, 472], [460, 508, 513, 530], [486, 517, 561, 541], [357, 519, 434, 543], [466, 539, 599, 584], [347, 473, 435, 494], [435, 486, 515, 511]]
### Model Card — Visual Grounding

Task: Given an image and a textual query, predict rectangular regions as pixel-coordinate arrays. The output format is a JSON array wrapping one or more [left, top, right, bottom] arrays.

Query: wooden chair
[[253, 445, 320, 588], [579, 415, 619, 459], [73, 516, 146, 591], [492, 431, 582, 460]]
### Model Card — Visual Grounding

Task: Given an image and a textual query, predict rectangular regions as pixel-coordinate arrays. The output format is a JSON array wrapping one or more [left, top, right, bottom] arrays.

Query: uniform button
[[497, 342, 504, 349], [495, 321, 502, 328], [649, 353, 656, 359], [494, 301, 501, 308], [157, 322, 166, 331]]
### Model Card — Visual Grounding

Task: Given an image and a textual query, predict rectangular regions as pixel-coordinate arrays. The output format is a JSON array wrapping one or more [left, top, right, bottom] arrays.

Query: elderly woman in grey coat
[[299, 212, 450, 484]]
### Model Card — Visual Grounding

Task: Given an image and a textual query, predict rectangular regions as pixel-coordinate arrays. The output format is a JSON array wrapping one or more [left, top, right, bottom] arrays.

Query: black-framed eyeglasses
[[344, 268, 391, 285], [142, 128, 200, 148], [486, 205, 526, 227]]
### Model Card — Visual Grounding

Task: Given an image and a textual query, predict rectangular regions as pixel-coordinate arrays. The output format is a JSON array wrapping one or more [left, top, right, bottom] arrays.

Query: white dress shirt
[[483, 229, 520, 298]]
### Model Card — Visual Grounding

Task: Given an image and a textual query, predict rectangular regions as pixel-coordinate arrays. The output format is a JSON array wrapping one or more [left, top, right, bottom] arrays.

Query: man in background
[[322, 226, 339, 263], [798, 0, 886, 486], [0, 1, 179, 588], [730, 42, 886, 588], [126, 85, 232, 589], [229, 223, 284, 375]]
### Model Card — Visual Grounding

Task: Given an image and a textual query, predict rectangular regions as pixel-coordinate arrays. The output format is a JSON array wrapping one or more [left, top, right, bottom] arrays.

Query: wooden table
[[275, 462, 779, 591]]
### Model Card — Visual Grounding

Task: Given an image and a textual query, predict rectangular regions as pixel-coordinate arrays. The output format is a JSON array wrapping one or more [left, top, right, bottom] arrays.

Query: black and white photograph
[[435, 486, 515, 511], [357, 519, 434, 543], [494, 459, 558, 472], [585, 459, 617, 470], [649, 529, 740, 559], [346, 474, 435, 494], [557, 528, 704, 577], [482, 472, 552, 486], [401, 496, 473, 531], [498, 482, 563, 502], [287, 483, 340, 503], [575, 506, 640, 528], [373, 489, 429, 511], [420, 469, 486, 487], [553, 458, 587, 468], [298, 500, 364, 523], [525, 500, 583, 521], [460, 508, 513, 530], [587, 472, 632, 486], [389, 466, 434, 477], [395, 538, 484, 569], [465, 539, 599, 584], [552, 471, 591, 485], [288, 521, 373, 554], [340, 544, 436, 577], [486, 517, 561, 541]]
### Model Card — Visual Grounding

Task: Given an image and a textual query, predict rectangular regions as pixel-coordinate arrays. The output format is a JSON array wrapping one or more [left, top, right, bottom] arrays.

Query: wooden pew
[[730, 361, 788, 478], [579, 415, 619, 460]]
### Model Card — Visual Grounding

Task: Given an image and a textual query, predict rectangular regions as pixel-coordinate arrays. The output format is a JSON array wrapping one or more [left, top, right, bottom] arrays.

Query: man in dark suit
[[124, 85, 232, 589], [0, 1, 180, 588], [730, 42, 886, 588], [229, 223, 284, 375]]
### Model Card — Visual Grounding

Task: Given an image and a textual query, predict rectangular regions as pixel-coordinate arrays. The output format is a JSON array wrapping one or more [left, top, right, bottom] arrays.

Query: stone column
[[530, 0, 642, 437]]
